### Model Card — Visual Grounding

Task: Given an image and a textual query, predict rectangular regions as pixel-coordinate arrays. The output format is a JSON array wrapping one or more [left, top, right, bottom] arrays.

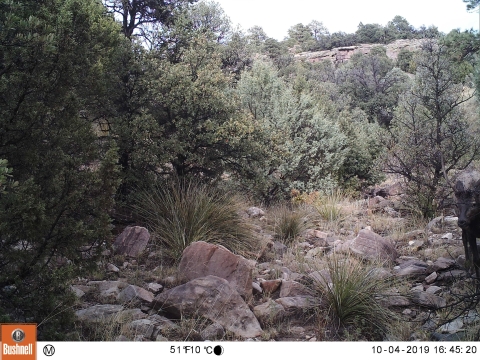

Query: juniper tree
[[0, 0, 121, 339]]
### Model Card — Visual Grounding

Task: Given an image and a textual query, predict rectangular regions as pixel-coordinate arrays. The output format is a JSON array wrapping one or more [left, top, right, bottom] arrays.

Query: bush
[[133, 178, 255, 261]]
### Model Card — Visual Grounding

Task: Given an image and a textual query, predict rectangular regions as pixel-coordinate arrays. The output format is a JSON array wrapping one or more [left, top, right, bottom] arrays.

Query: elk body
[[454, 170, 480, 279]]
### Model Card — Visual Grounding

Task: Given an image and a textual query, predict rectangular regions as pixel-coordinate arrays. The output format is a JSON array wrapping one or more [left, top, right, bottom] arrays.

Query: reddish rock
[[113, 226, 150, 258], [178, 241, 253, 298], [152, 276, 263, 338], [260, 279, 282, 294]]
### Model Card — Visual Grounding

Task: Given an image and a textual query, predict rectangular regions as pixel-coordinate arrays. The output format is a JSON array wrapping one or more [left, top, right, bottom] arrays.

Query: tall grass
[[312, 255, 394, 339], [314, 189, 345, 222], [270, 204, 311, 246], [132, 178, 254, 262]]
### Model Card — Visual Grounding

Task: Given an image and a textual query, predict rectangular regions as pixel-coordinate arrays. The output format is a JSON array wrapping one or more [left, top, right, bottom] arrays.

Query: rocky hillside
[[69, 181, 480, 342], [294, 39, 425, 65]]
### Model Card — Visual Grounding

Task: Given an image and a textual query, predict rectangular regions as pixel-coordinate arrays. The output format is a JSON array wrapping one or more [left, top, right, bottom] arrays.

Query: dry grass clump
[[311, 254, 394, 340], [132, 178, 256, 262], [269, 204, 312, 245]]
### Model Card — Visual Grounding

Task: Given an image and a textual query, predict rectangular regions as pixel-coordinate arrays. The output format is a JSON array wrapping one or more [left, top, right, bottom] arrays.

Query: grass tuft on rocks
[[312, 254, 394, 340], [133, 178, 255, 262]]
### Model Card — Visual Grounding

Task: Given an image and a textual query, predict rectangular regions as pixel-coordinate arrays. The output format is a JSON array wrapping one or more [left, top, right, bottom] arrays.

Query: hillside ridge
[[294, 38, 426, 64]]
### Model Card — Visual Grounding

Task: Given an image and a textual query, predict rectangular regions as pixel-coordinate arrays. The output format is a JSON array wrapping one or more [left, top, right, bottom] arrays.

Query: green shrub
[[133, 178, 255, 262]]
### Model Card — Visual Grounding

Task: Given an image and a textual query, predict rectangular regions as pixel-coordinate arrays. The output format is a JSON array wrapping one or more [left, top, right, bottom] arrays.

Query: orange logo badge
[[0, 324, 36, 360]]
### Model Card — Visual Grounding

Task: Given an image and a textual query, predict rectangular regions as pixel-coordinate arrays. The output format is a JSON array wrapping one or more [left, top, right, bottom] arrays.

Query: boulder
[[260, 279, 282, 294], [411, 291, 446, 309], [75, 304, 124, 323], [253, 299, 286, 326], [113, 226, 150, 257], [87, 280, 129, 301], [246, 207, 265, 218], [279, 280, 313, 297], [200, 323, 225, 340], [349, 229, 397, 262], [117, 285, 154, 305], [274, 296, 320, 315], [178, 241, 253, 298], [152, 275, 263, 339]]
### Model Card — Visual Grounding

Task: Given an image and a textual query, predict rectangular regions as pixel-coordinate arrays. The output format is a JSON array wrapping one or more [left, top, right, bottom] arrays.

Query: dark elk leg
[[468, 230, 480, 279], [462, 229, 470, 269]]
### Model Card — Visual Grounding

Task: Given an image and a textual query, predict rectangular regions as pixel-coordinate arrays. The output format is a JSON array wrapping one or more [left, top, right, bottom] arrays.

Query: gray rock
[[425, 271, 438, 284], [152, 275, 263, 338], [75, 304, 124, 323], [411, 291, 446, 309], [438, 318, 464, 334], [178, 241, 254, 299], [381, 295, 411, 307], [427, 257, 456, 273], [113, 226, 150, 257], [107, 263, 120, 272], [349, 229, 397, 262], [425, 286, 442, 294], [252, 282, 262, 295], [117, 285, 154, 305], [273, 241, 288, 256], [200, 323, 225, 340], [253, 299, 286, 325], [246, 207, 265, 218], [147, 283, 164, 294], [70, 286, 85, 298], [279, 280, 313, 297], [115, 335, 130, 341], [117, 308, 148, 322], [274, 296, 320, 315], [436, 270, 468, 282]]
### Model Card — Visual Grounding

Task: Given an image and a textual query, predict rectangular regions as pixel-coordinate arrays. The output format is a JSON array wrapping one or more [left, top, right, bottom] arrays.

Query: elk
[[453, 170, 480, 279]]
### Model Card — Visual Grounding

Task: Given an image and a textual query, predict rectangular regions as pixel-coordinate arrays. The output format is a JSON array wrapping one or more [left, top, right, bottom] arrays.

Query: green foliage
[[133, 178, 255, 262], [0, 159, 17, 194], [337, 47, 409, 126], [381, 41, 480, 218], [441, 29, 480, 83], [356, 22, 388, 44], [236, 60, 347, 202], [313, 256, 394, 339], [0, 0, 121, 337], [285, 23, 317, 52], [103, 0, 196, 39], [396, 48, 416, 73]]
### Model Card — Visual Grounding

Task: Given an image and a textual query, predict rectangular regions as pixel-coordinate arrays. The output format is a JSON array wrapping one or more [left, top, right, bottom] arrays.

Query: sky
[[212, 0, 480, 40]]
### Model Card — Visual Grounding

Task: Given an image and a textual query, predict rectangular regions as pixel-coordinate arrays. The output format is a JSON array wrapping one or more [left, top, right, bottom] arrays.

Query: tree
[[386, 15, 414, 40], [308, 20, 329, 42], [103, 0, 196, 39], [286, 23, 316, 51], [337, 47, 409, 126], [0, 0, 121, 338], [381, 41, 480, 217], [236, 60, 347, 201], [356, 22, 387, 44], [441, 29, 480, 82], [247, 25, 268, 49]]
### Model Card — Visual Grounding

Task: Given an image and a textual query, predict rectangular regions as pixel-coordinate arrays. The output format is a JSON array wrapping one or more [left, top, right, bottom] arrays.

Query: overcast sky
[[212, 0, 479, 40]]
